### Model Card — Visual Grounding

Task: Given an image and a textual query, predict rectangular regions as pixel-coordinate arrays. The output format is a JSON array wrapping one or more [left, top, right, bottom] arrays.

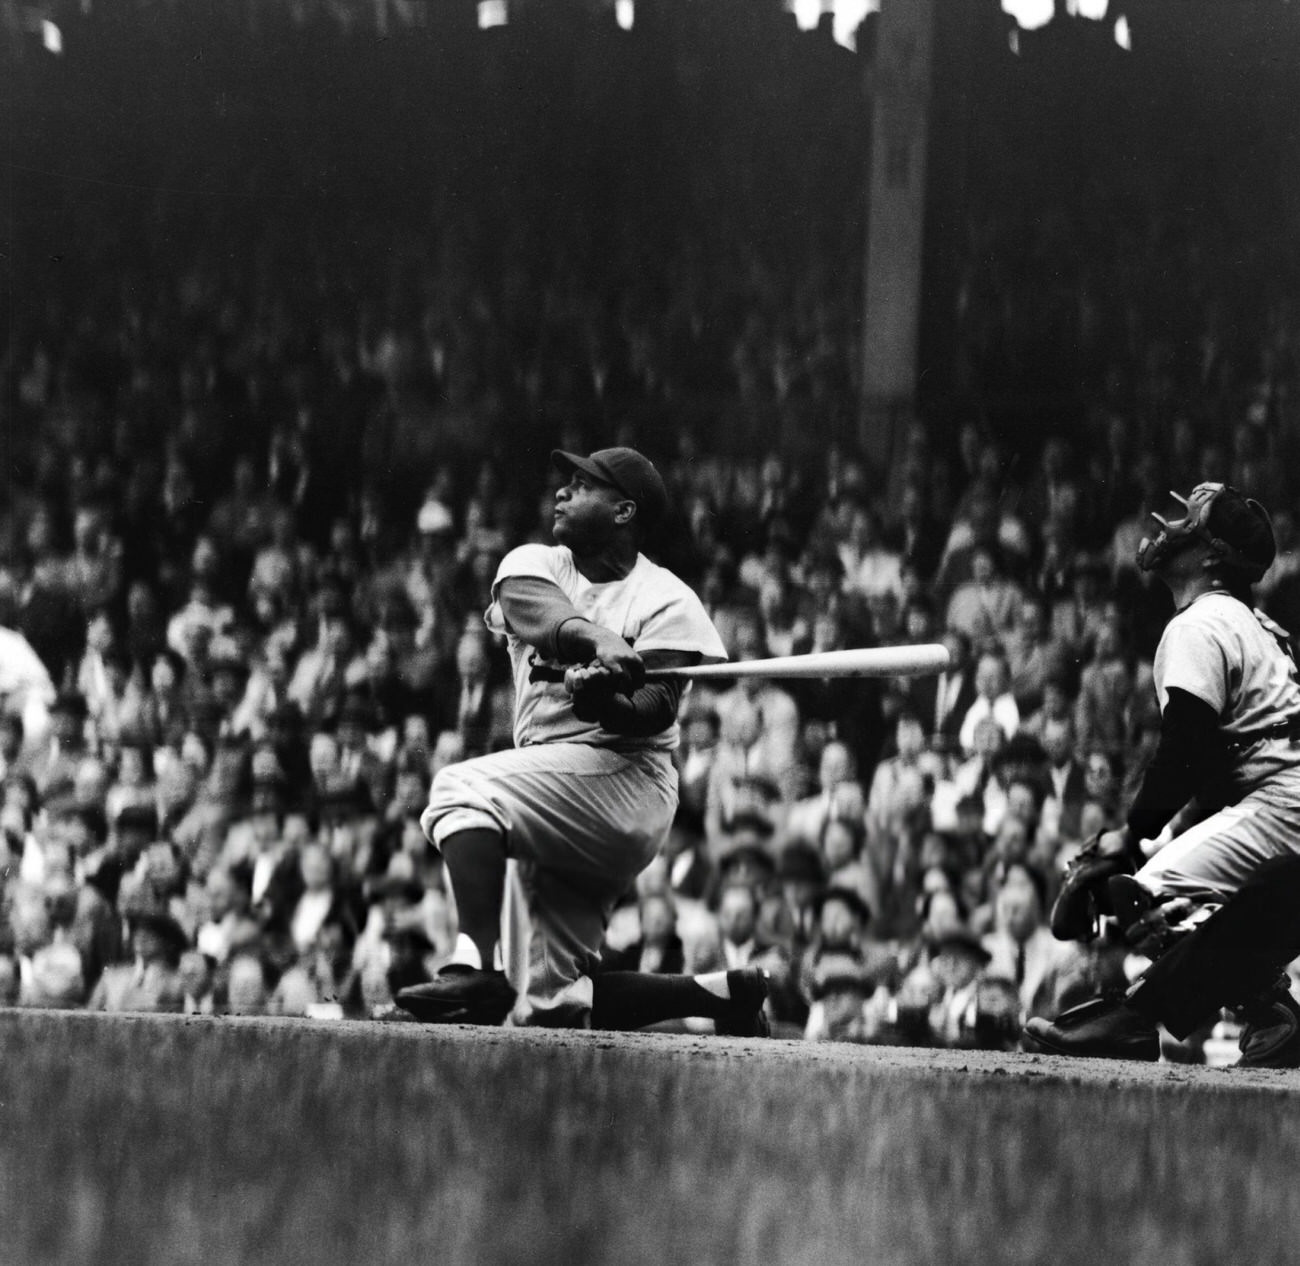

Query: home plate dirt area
[[2, 1011, 1298, 1266]]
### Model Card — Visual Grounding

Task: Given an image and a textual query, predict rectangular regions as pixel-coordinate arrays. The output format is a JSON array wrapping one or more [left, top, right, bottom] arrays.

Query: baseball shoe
[[1021, 993, 1159, 1061], [395, 964, 517, 1026], [714, 968, 771, 1038], [1234, 984, 1300, 1069]]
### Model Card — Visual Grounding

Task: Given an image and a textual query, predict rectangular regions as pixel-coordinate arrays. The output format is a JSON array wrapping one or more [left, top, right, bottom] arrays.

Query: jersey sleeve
[[492, 543, 567, 591], [1156, 614, 1232, 715], [632, 580, 728, 663], [485, 545, 569, 638]]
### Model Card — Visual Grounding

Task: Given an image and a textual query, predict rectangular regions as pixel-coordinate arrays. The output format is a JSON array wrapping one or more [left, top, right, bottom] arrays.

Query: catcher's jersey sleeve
[[1153, 592, 1300, 793], [486, 544, 727, 751]]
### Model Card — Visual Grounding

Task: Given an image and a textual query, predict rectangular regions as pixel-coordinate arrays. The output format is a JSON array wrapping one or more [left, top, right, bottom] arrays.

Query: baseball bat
[[644, 644, 950, 681]]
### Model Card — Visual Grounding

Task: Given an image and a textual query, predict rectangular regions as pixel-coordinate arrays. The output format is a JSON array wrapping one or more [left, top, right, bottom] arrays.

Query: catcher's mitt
[[1049, 831, 1136, 942]]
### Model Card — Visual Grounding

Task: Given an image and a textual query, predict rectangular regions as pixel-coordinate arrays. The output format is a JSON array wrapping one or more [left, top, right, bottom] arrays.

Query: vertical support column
[[859, 0, 934, 475]]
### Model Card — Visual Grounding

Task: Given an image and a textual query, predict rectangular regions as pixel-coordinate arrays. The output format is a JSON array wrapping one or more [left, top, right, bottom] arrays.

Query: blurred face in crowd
[[969, 716, 1001, 761], [895, 715, 925, 761], [310, 733, 340, 785], [1005, 781, 1038, 828], [974, 654, 1007, 702], [74, 757, 110, 807], [1084, 751, 1118, 805], [1041, 717, 1074, 768], [718, 884, 758, 947], [923, 888, 964, 942], [639, 894, 676, 948], [179, 950, 214, 1001], [996, 863, 1042, 943], [819, 895, 862, 949], [300, 842, 334, 893], [456, 633, 491, 683], [403, 715, 431, 752], [818, 742, 853, 793], [829, 780, 866, 822], [227, 954, 269, 1016], [821, 819, 861, 873], [431, 730, 465, 777]]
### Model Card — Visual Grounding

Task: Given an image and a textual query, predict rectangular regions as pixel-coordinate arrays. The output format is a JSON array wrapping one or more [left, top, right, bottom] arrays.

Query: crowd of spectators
[[6, 0, 1300, 1050]]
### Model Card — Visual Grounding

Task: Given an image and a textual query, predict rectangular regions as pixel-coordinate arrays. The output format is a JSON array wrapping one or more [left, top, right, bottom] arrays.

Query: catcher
[[1024, 482, 1300, 1068]]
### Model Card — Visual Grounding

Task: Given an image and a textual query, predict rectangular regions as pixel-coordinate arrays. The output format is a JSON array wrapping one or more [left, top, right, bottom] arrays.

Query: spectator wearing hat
[[800, 885, 878, 1042], [775, 840, 827, 953], [893, 886, 993, 1047], [86, 901, 188, 1013], [332, 694, 392, 814], [1049, 550, 1112, 662]]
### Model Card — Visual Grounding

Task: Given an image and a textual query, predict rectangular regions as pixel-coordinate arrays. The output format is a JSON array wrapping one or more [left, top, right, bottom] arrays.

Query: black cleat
[[395, 965, 517, 1026], [1235, 985, 1300, 1069], [1022, 993, 1159, 1062], [714, 968, 771, 1038]]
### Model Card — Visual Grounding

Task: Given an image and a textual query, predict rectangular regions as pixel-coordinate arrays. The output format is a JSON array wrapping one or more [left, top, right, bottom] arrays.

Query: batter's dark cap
[[551, 447, 668, 530]]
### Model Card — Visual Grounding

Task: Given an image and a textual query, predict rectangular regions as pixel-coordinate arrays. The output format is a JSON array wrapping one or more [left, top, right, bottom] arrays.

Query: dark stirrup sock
[[590, 972, 729, 1031]]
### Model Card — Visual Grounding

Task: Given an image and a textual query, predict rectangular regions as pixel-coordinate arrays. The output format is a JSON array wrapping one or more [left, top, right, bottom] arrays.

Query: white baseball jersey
[[486, 544, 727, 752], [1153, 592, 1300, 797]]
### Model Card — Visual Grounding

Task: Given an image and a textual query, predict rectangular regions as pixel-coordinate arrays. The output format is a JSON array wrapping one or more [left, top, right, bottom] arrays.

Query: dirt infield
[[1, 1011, 1298, 1265]]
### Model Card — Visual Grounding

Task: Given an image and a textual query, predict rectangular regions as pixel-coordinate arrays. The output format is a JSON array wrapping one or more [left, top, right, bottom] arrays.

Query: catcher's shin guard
[[1127, 855, 1300, 1040]]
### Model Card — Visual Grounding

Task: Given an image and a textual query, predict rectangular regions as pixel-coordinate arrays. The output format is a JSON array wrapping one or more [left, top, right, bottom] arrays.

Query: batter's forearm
[[497, 577, 611, 661], [587, 679, 683, 737]]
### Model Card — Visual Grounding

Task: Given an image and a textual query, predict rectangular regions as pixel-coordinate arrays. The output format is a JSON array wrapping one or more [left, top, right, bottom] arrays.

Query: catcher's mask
[[1136, 482, 1275, 582]]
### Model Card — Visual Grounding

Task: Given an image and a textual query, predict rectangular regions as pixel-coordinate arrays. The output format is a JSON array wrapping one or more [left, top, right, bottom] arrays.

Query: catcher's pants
[[421, 742, 676, 1025], [1138, 779, 1300, 903]]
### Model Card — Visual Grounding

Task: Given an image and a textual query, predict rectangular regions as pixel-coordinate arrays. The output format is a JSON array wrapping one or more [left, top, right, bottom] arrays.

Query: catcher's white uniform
[[1139, 592, 1300, 898], [421, 543, 726, 1025]]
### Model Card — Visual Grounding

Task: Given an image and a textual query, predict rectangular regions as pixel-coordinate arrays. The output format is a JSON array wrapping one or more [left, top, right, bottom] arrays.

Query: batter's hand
[[564, 662, 624, 721], [584, 628, 645, 693]]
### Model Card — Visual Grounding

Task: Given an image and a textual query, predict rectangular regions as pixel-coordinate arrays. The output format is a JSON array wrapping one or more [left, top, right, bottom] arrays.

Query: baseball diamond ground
[[1, 1012, 1298, 1266]]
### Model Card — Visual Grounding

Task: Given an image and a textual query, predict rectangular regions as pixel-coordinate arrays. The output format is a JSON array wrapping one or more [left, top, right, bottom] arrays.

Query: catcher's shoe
[[714, 968, 771, 1038], [395, 965, 517, 1026], [1021, 994, 1159, 1061], [1049, 832, 1136, 941], [1235, 985, 1300, 1069]]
